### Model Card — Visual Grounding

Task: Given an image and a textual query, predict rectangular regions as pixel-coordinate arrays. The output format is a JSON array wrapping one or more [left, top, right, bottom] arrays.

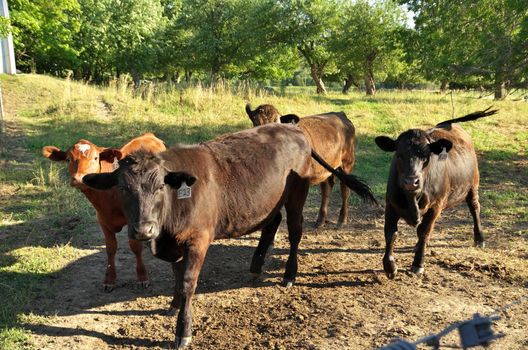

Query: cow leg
[[314, 176, 334, 228], [382, 204, 400, 279], [100, 224, 118, 292], [167, 258, 184, 316], [174, 239, 208, 349], [128, 238, 150, 289], [466, 187, 485, 247], [337, 179, 352, 228], [283, 179, 310, 287], [411, 207, 441, 274], [250, 211, 282, 276]]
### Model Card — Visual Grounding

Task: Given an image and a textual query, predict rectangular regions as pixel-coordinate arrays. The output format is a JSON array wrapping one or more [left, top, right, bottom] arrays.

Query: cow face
[[245, 103, 281, 126], [375, 130, 453, 194], [42, 140, 122, 188], [82, 152, 197, 241]]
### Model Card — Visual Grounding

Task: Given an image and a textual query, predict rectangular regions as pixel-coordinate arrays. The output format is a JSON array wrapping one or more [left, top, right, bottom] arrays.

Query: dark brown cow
[[82, 124, 375, 348], [375, 108, 497, 279], [42, 133, 166, 291], [245, 103, 357, 227]]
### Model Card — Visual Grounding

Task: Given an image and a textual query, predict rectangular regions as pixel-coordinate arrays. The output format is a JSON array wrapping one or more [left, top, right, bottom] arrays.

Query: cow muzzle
[[403, 176, 421, 192], [129, 221, 159, 241]]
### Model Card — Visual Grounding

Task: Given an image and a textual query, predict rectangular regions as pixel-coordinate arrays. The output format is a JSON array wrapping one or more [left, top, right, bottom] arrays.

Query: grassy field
[[0, 74, 526, 349]]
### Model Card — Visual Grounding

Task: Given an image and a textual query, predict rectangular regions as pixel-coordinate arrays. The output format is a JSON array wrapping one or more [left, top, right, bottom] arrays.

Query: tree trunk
[[494, 76, 506, 100], [364, 68, 376, 96], [342, 74, 356, 94], [130, 67, 141, 89], [310, 64, 326, 94], [440, 79, 448, 92]]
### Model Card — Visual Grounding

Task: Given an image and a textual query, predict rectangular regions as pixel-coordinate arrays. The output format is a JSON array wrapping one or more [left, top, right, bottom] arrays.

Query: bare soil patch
[[22, 198, 528, 350]]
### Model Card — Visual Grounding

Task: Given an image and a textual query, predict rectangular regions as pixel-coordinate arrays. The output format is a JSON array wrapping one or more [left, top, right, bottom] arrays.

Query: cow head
[[375, 130, 453, 194], [42, 140, 123, 188], [245, 103, 281, 126], [82, 151, 197, 241]]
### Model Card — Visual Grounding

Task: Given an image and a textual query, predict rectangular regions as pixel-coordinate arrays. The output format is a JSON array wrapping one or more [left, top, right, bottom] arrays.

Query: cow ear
[[429, 139, 453, 155], [280, 114, 300, 124], [375, 136, 397, 152], [42, 146, 67, 161], [100, 148, 123, 163], [82, 172, 119, 190], [164, 172, 197, 188]]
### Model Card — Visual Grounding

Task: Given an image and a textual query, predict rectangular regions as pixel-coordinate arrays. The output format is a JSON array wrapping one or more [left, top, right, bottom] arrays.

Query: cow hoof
[[103, 284, 115, 292], [136, 280, 151, 289], [474, 241, 485, 248], [386, 271, 397, 279], [175, 336, 192, 349], [383, 255, 397, 279], [410, 266, 424, 275], [283, 279, 295, 288]]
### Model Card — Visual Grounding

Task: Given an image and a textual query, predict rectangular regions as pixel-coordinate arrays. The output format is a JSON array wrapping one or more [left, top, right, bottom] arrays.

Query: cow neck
[[404, 191, 422, 225]]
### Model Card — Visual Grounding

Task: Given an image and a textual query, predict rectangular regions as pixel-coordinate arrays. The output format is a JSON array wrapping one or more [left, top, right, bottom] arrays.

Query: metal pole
[[0, 0, 17, 75]]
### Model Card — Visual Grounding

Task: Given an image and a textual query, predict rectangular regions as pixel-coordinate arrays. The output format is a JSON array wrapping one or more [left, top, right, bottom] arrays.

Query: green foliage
[[274, 0, 342, 93], [404, 0, 528, 97], [9, 0, 80, 73], [332, 0, 407, 94], [0, 16, 10, 38], [76, 0, 164, 83]]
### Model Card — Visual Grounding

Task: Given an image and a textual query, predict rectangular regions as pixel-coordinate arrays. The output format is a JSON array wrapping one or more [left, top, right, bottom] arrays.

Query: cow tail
[[245, 103, 252, 116], [310, 150, 378, 205], [436, 106, 498, 126]]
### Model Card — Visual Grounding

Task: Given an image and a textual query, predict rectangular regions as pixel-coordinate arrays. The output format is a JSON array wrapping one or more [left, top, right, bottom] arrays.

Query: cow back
[[298, 112, 355, 184], [424, 124, 478, 207], [159, 124, 312, 240]]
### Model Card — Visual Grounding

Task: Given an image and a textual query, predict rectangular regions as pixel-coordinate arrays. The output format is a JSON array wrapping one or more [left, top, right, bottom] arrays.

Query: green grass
[[0, 74, 527, 348]]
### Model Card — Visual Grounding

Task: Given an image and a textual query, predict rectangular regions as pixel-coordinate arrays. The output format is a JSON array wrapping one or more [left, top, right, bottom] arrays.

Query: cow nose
[[403, 177, 420, 191], [131, 222, 156, 240]]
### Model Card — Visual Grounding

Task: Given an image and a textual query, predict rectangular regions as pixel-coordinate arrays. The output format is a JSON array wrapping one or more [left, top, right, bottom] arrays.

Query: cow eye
[[94, 157, 98, 161]]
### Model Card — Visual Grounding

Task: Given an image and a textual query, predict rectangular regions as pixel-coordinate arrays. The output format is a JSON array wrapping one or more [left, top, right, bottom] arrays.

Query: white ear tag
[[177, 183, 192, 199], [438, 147, 448, 161], [112, 157, 119, 170]]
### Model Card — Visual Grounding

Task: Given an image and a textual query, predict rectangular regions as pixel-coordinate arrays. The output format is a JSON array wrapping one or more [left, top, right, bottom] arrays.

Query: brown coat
[[245, 103, 357, 227], [42, 133, 166, 291], [375, 108, 497, 278]]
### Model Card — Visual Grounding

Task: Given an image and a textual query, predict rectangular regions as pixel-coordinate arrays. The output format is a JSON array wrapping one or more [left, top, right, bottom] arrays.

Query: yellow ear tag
[[177, 183, 192, 199]]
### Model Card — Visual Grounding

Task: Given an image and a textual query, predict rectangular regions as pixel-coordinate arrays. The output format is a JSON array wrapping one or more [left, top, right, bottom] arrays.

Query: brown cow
[[375, 108, 497, 279], [245, 103, 357, 227], [82, 124, 376, 348], [42, 133, 166, 291]]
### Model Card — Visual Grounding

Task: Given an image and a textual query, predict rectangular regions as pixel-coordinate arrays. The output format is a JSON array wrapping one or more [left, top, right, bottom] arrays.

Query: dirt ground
[[22, 195, 527, 350]]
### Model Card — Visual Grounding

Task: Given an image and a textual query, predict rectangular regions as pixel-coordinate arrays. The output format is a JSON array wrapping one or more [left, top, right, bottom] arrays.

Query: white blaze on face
[[76, 143, 91, 157]]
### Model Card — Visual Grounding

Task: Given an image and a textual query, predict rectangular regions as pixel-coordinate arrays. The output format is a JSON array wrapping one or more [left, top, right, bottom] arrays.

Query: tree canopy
[[4, 0, 528, 98]]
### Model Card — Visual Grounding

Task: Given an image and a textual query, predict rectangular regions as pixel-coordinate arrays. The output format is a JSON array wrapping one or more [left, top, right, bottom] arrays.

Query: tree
[[9, 0, 80, 73], [75, 0, 164, 84], [404, 0, 528, 99], [333, 0, 407, 95], [274, 0, 341, 94]]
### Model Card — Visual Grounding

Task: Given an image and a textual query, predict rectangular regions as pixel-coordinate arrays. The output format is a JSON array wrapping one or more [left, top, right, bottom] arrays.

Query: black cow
[[375, 108, 497, 278], [83, 124, 376, 348]]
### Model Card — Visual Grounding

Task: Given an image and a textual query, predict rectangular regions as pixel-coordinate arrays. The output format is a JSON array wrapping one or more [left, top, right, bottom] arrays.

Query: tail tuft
[[436, 106, 498, 127], [311, 150, 378, 205]]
